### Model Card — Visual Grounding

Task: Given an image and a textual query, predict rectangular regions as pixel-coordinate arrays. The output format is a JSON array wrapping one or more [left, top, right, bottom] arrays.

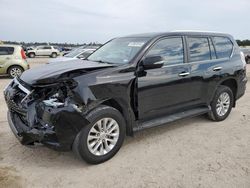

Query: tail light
[[21, 49, 26, 59]]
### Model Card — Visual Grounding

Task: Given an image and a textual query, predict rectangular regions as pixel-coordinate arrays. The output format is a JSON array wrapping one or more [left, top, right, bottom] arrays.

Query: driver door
[[137, 37, 200, 120]]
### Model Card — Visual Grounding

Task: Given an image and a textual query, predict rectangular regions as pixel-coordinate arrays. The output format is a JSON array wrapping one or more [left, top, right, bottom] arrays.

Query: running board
[[134, 107, 210, 132]]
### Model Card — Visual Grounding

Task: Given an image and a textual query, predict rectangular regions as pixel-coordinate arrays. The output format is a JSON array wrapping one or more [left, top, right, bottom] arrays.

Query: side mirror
[[78, 55, 85, 59], [142, 55, 164, 70]]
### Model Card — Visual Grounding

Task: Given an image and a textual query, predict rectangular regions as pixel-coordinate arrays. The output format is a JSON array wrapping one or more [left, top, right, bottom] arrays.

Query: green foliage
[[236, 39, 250, 46], [1, 41, 103, 48]]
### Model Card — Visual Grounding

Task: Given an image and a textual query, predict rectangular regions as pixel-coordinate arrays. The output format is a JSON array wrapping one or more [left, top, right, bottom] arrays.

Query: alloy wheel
[[10, 67, 22, 78], [87, 118, 120, 156], [216, 92, 230, 117]]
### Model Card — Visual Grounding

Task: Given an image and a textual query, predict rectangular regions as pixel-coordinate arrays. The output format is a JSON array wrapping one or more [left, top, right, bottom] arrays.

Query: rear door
[[186, 36, 233, 104], [43, 46, 52, 55], [35, 46, 44, 55], [137, 37, 201, 120]]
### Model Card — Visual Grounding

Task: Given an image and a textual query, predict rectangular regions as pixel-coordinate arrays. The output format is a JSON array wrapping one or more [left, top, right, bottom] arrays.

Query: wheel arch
[[101, 98, 135, 136], [217, 78, 237, 107], [28, 52, 35, 56]]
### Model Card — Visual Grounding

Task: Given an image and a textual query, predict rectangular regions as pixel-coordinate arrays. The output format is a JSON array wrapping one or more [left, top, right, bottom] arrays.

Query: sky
[[0, 0, 249, 43]]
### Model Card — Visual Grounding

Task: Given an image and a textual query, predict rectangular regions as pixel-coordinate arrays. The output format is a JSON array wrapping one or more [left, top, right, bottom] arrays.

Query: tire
[[207, 85, 234, 121], [51, 53, 57, 58], [246, 57, 250, 64], [8, 66, 24, 78], [72, 105, 126, 164], [28, 53, 35, 58]]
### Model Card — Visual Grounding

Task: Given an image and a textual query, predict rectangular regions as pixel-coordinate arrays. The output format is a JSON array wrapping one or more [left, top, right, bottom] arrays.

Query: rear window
[[0, 47, 14, 55], [213, 37, 233, 59], [188, 37, 211, 62]]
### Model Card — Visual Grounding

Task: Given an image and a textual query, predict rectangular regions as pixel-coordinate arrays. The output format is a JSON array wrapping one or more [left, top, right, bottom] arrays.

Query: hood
[[48, 57, 76, 64], [20, 59, 114, 85]]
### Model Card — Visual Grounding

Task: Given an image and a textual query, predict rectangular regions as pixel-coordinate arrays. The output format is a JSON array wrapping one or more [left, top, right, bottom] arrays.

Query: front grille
[[4, 78, 30, 120], [5, 96, 27, 115]]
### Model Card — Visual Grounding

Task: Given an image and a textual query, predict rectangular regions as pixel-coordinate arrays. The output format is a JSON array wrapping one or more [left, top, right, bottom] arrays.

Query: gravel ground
[[0, 58, 250, 188]]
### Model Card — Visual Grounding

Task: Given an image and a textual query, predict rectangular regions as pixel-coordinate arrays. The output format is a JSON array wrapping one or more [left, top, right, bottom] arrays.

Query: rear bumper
[[236, 76, 247, 100]]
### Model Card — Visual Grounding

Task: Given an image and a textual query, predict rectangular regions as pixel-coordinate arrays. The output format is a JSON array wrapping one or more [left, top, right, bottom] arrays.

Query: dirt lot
[[0, 58, 250, 188]]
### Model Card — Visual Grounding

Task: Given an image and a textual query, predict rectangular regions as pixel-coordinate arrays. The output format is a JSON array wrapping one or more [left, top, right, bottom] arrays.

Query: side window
[[43, 46, 52, 49], [146, 37, 184, 65], [0, 47, 14, 55], [188, 37, 211, 62], [213, 37, 233, 59]]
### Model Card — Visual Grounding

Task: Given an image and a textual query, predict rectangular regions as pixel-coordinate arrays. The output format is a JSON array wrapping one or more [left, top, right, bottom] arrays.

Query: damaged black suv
[[4, 31, 247, 164]]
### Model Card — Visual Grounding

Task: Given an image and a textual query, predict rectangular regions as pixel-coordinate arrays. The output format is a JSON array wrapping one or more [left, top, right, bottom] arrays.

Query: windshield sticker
[[128, 42, 145, 47]]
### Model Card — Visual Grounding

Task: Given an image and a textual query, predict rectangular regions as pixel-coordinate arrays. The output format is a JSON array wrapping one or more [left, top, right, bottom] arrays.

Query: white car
[[27, 45, 60, 58], [48, 48, 96, 63]]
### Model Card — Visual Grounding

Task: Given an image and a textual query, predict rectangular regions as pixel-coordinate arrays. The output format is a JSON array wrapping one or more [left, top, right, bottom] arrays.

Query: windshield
[[87, 37, 150, 64], [65, 48, 83, 58]]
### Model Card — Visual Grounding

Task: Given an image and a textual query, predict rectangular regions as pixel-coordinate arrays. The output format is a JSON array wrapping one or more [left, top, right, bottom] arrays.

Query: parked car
[[49, 48, 96, 63], [61, 47, 73, 56], [240, 48, 250, 64], [4, 31, 247, 164], [0, 44, 29, 78], [62, 45, 99, 56], [26, 45, 60, 58]]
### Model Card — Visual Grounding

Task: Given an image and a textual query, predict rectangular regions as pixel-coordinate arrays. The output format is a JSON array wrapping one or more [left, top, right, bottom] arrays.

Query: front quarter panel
[[73, 67, 137, 134]]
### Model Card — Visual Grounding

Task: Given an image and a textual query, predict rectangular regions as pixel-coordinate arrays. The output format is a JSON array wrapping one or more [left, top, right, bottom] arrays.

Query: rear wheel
[[73, 105, 126, 164], [8, 66, 24, 78], [207, 85, 234, 121]]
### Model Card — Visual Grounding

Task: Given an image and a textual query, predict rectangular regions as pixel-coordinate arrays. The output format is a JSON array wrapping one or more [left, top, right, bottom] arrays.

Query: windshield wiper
[[93, 60, 117, 65]]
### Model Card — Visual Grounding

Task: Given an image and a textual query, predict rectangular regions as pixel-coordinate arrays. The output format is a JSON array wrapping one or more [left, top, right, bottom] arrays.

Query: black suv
[[4, 31, 247, 164]]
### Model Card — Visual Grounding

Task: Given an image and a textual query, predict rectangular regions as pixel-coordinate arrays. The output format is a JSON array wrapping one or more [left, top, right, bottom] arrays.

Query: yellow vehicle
[[0, 44, 29, 78]]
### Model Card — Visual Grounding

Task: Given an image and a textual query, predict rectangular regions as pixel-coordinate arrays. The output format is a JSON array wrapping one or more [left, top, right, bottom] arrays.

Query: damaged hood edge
[[20, 59, 114, 85]]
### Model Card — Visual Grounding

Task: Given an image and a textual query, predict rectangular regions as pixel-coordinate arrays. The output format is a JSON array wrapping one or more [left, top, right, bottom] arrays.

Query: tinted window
[[146, 37, 184, 65], [43, 46, 52, 49], [208, 38, 216, 59], [188, 37, 210, 62], [0, 47, 14, 55], [213, 37, 233, 58]]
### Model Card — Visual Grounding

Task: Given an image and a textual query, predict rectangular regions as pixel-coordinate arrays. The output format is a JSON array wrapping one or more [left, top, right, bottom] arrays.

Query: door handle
[[178, 72, 190, 77], [5, 57, 10, 60], [213, 66, 222, 71]]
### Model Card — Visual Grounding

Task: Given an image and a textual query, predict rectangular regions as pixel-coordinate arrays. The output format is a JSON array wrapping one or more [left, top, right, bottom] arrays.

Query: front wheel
[[207, 85, 234, 121], [73, 105, 126, 164], [51, 53, 57, 58]]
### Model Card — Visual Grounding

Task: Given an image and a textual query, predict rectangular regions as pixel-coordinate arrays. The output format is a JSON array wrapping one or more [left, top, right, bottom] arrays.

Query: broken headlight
[[40, 80, 83, 112]]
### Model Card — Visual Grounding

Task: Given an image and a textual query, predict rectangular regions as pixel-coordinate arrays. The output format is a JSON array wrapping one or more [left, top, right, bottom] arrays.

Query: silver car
[[49, 48, 96, 63], [27, 45, 60, 58], [240, 48, 250, 64]]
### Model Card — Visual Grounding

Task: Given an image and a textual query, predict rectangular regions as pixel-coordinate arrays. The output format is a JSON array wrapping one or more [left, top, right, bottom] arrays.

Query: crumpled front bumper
[[7, 107, 90, 151], [7, 110, 60, 149]]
